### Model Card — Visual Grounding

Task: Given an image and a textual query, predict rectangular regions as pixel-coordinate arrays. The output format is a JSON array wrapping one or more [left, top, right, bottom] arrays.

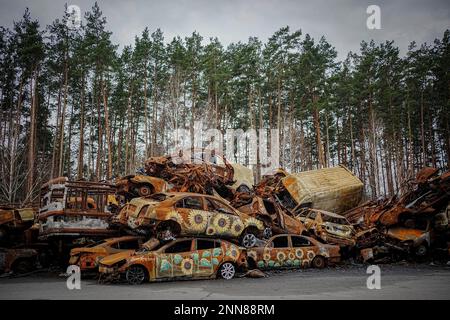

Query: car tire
[[263, 227, 272, 239], [126, 265, 147, 285], [138, 185, 152, 197], [415, 244, 428, 257], [218, 262, 236, 280], [241, 232, 257, 248], [312, 256, 326, 269]]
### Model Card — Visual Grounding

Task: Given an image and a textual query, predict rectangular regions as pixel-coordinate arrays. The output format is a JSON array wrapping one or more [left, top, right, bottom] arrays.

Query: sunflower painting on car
[[120, 192, 266, 247], [246, 234, 341, 270], [99, 238, 248, 284]]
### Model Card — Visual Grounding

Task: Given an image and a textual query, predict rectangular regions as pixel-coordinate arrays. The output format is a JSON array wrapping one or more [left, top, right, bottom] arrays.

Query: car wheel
[[126, 265, 147, 285], [415, 244, 427, 257], [312, 256, 326, 269], [218, 262, 236, 280], [241, 232, 257, 248], [138, 185, 152, 197], [263, 227, 272, 239]]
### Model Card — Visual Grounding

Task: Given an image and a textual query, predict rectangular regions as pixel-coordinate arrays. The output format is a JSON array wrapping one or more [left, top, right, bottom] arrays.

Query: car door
[[290, 235, 317, 268], [155, 239, 194, 279], [263, 235, 290, 269], [174, 196, 210, 235], [193, 239, 223, 277], [204, 198, 241, 238]]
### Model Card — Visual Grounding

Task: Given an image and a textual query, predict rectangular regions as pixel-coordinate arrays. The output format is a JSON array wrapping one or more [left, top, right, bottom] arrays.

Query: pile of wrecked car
[[0, 151, 448, 285]]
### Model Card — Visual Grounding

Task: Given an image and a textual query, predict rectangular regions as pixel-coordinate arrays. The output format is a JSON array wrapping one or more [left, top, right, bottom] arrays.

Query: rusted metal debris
[[343, 167, 450, 259], [0, 161, 448, 278], [37, 177, 119, 240]]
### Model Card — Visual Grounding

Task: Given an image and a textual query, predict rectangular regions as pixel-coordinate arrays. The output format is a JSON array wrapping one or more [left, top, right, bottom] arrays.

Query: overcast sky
[[0, 0, 448, 60]]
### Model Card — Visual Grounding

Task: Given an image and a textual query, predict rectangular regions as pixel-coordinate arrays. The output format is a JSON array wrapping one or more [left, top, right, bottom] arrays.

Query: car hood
[[70, 247, 105, 255], [99, 250, 135, 266]]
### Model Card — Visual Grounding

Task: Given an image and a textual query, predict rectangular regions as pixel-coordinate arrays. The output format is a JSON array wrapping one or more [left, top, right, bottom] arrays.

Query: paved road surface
[[0, 264, 449, 299]]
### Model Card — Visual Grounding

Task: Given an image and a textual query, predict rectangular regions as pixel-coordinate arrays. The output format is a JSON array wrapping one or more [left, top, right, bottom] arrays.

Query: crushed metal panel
[[281, 166, 363, 214]]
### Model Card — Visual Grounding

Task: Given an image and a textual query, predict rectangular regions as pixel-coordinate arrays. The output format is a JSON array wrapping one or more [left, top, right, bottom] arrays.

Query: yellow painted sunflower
[[307, 250, 315, 260], [187, 210, 207, 232], [165, 210, 182, 223], [295, 249, 304, 259], [277, 251, 286, 262], [263, 253, 271, 261], [181, 258, 193, 275], [245, 217, 263, 229], [230, 219, 245, 236], [211, 214, 231, 234], [288, 252, 295, 260]]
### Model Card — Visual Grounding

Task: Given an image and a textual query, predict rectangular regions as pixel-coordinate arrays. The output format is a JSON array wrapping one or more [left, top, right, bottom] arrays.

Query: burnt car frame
[[99, 237, 247, 284], [69, 236, 145, 271], [116, 175, 168, 200], [0, 248, 38, 274], [246, 234, 340, 270], [295, 208, 356, 247], [119, 192, 266, 247]]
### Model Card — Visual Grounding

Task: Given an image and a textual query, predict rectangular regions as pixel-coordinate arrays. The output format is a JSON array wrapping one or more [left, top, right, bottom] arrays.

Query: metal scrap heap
[[343, 167, 450, 260]]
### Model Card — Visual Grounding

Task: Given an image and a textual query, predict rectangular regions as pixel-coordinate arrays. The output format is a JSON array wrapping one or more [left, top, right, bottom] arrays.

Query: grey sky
[[0, 0, 448, 60]]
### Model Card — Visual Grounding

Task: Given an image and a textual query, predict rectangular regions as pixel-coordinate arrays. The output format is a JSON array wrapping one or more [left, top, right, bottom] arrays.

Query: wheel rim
[[127, 266, 145, 284], [416, 246, 427, 256], [243, 233, 257, 247], [313, 257, 324, 268], [220, 263, 235, 280], [263, 228, 272, 239], [139, 186, 150, 196]]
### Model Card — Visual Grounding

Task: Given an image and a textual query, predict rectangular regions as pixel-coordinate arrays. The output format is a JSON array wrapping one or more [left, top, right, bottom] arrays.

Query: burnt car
[[246, 234, 340, 269], [69, 236, 145, 271], [0, 248, 38, 274], [37, 177, 118, 240], [117, 192, 266, 248], [99, 237, 247, 284], [116, 175, 168, 200], [0, 207, 35, 242], [385, 218, 433, 257], [234, 196, 305, 237], [296, 208, 356, 247]]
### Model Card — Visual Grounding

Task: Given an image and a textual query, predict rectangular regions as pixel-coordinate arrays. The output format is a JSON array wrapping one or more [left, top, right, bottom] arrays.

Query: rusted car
[[37, 177, 118, 240], [296, 208, 356, 247], [0, 207, 34, 242], [246, 234, 340, 269], [234, 196, 305, 237], [116, 175, 168, 200], [385, 219, 433, 257], [99, 237, 247, 284], [120, 192, 266, 247], [0, 248, 38, 274], [68, 236, 145, 271]]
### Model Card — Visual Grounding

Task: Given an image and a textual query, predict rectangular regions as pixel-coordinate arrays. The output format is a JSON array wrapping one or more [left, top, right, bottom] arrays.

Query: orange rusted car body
[[0, 248, 38, 274], [116, 175, 168, 199], [99, 238, 247, 283], [235, 196, 305, 236], [296, 208, 356, 247], [69, 236, 144, 271], [246, 234, 340, 269], [121, 192, 265, 245], [0, 207, 34, 240]]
